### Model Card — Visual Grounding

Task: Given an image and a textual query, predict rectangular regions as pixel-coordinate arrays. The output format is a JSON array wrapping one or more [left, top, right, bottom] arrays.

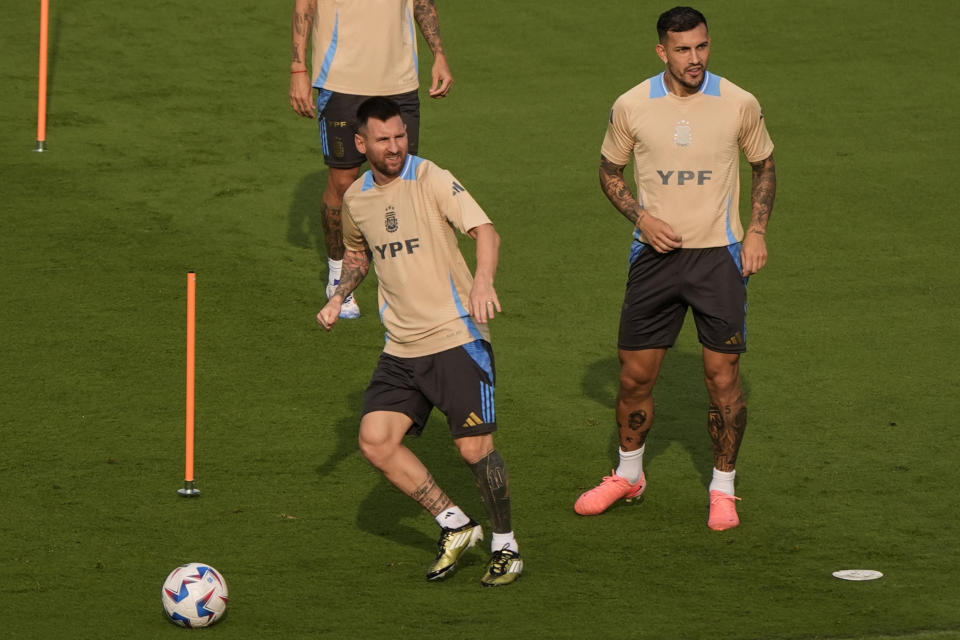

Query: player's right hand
[[637, 214, 682, 253], [317, 303, 340, 330], [290, 72, 316, 118]]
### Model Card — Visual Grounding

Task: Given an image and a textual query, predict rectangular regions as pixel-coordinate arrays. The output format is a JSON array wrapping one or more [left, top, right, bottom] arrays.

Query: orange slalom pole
[[36, 0, 49, 152], [179, 272, 200, 497]]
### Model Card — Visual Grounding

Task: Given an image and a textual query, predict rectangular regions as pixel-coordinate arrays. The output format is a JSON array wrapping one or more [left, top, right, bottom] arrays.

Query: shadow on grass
[[287, 170, 328, 281], [581, 347, 752, 490]]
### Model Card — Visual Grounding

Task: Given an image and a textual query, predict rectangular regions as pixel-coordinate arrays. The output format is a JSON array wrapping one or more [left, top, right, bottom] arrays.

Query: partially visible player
[[290, 0, 454, 318], [317, 97, 522, 586], [574, 6, 777, 530]]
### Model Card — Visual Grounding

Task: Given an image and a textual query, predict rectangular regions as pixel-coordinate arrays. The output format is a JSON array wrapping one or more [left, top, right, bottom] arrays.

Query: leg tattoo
[[707, 402, 747, 472], [320, 201, 344, 260], [468, 450, 512, 534], [408, 473, 453, 517], [619, 409, 650, 449]]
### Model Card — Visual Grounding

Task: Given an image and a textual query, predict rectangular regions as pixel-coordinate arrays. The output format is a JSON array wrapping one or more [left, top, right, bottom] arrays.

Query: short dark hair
[[356, 96, 402, 132], [656, 6, 708, 41]]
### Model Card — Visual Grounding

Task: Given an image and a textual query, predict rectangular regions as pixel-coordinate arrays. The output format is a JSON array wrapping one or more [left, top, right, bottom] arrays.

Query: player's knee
[[328, 167, 362, 197], [703, 365, 741, 399], [619, 368, 655, 402], [454, 434, 494, 465], [358, 426, 395, 467]]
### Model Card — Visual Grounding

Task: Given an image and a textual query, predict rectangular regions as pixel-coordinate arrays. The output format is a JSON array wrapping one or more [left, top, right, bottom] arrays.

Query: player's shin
[[468, 450, 512, 535]]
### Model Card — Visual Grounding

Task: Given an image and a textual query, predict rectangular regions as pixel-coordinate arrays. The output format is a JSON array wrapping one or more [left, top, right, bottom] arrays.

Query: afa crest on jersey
[[385, 205, 398, 232]]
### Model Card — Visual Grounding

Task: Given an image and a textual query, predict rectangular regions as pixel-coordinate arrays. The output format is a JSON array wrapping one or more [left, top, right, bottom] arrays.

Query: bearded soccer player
[[290, 0, 454, 319], [317, 97, 522, 586], [574, 6, 777, 530]]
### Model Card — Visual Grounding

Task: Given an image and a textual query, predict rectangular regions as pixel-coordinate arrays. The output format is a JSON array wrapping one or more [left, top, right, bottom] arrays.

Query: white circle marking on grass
[[832, 569, 883, 581]]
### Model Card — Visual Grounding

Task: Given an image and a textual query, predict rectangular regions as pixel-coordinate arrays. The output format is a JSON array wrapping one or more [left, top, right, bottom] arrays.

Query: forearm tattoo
[[599, 155, 643, 226], [706, 401, 747, 472], [319, 201, 344, 259], [468, 450, 512, 534], [747, 154, 776, 235], [334, 250, 369, 299], [409, 473, 453, 517], [291, 5, 315, 64], [413, 0, 445, 55]]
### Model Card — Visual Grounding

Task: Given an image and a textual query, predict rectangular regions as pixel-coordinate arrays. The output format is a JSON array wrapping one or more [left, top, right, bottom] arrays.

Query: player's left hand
[[429, 54, 454, 98], [740, 231, 768, 277], [469, 284, 501, 324]]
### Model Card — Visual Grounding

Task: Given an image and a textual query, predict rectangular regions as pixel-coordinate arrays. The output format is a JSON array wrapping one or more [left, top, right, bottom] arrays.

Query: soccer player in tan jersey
[[574, 6, 777, 530], [317, 97, 522, 586], [289, 0, 454, 319]]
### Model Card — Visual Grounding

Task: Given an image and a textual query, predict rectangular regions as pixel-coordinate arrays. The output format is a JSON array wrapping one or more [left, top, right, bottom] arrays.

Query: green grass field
[[2, 1, 959, 638]]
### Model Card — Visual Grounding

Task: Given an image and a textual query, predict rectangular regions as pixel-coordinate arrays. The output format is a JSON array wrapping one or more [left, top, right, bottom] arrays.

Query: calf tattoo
[[409, 473, 453, 517], [619, 409, 650, 448], [320, 201, 344, 260], [707, 402, 748, 472], [468, 450, 512, 534]]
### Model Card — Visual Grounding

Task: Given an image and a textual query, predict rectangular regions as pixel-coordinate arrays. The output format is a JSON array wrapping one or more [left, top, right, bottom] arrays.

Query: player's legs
[[702, 348, 746, 530], [455, 433, 512, 539], [576, 246, 684, 516], [702, 348, 747, 474], [616, 347, 667, 453], [687, 246, 749, 529], [317, 91, 368, 317], [422, 341, 521, 585], [358, 410, 448, 509], [320, 167, 362, 262]]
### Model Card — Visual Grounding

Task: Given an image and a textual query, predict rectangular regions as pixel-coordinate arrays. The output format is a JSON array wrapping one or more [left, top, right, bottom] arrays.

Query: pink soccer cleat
[[574, 471, 646, 515], [708, 490, 742, 530]]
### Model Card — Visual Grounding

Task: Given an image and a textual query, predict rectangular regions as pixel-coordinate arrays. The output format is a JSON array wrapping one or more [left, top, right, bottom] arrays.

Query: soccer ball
[[161, 562, 229, 628]]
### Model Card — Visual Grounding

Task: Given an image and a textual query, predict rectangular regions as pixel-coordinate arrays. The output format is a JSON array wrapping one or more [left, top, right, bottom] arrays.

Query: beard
[[369, 151, 405, 179], [668, 64, 705, 91]]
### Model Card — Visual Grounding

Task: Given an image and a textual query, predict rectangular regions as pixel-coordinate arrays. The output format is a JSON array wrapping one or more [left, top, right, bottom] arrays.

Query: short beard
[[369, 154, 405, 179], [669, 65, 704, 92]]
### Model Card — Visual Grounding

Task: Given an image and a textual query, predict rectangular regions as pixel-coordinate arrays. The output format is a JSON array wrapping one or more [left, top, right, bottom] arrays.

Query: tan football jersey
[[342, 155, 493, 358], [601, 71, 774, 248], [310, 0, 419, 96]]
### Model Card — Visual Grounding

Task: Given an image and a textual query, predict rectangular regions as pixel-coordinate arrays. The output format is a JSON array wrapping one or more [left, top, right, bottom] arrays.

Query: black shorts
[[362, 340, 497, 439], [619, 243, 748, 353], [316, 89, 421, 168]]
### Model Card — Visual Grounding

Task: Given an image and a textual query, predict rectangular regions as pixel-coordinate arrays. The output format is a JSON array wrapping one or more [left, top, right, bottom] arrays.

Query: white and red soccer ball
[[161, 562, 229, 628]]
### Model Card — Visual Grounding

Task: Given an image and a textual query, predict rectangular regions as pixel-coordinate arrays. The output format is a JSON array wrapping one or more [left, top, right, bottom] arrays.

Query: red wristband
[[291, 69, 308, 74]]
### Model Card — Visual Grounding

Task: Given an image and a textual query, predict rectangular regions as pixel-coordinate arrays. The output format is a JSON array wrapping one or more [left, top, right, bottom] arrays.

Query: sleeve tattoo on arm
[[334, 250, 370, 299], [292, 6, 314, 65], [599, 155, 643, 226], [413, 0, 445, 54], [748, 154, 776, 235]]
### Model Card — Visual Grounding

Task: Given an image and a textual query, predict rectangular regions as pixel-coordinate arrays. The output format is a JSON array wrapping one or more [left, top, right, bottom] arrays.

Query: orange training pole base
[[179, 271, 200, 497]]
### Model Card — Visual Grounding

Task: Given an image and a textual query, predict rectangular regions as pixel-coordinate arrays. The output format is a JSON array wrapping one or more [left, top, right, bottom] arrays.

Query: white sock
[[709, 468, 736, 495], [327, 258, 342, 286], [435, 505, 470, 530], [615, 445, 645, 483], [491, 531, 518, 554]]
